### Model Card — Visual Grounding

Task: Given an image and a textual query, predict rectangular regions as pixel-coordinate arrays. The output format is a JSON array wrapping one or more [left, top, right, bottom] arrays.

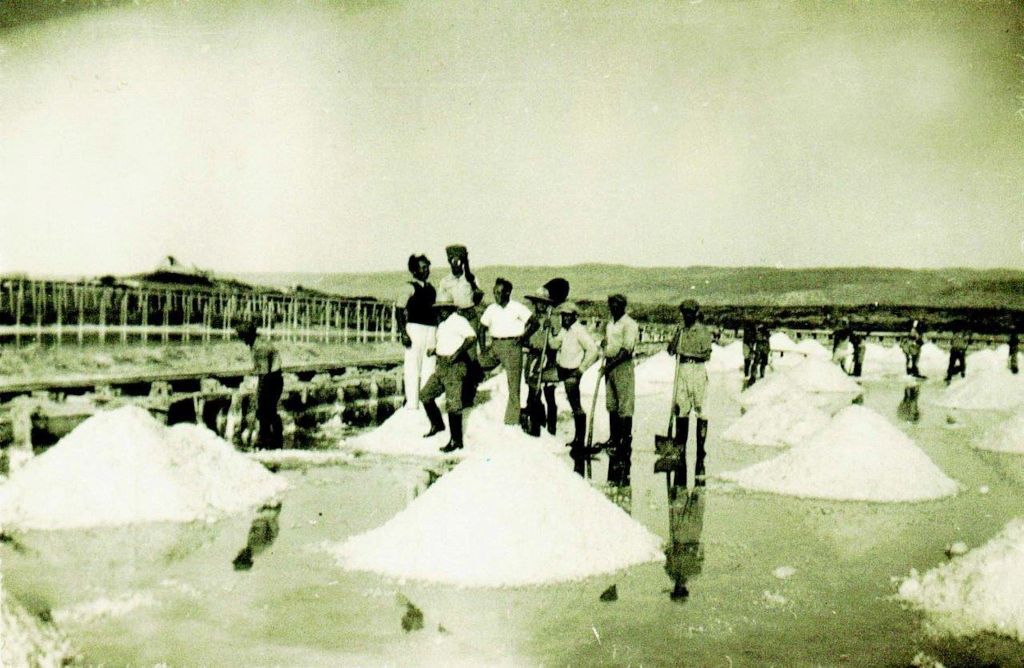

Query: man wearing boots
[[396, 254, 436, 410], [479, 278, 533, 426], [666, 299, 713, 493], [551, 301, 599, 476], [420, 300, 477, 453], [601, 294, 638, 487], [523, 279, 571, 436], [236, 320, 284, 450]]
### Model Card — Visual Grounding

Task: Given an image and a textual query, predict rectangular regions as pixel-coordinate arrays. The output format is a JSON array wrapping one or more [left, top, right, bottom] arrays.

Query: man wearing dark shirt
[[236, 320, 283, 450], [666, 300, 713, 492]]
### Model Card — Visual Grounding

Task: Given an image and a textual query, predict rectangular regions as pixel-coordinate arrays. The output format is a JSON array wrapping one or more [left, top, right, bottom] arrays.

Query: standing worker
[[551, 301, 599, 475], [945, 326, 969, 384], [396, 254, 436, 410], [666, 300, 713, 492], [479, 278, 533, 426], [1009, 328, 1020, 375], [849, 329, 867, 377], [902, 321, 925, 378], [420, 300, 477, 453], [741, 322, 757, 381], [601, 294, 639, 487], [236, 320, 284, 450], [523, 278, 571, 436], [436, 245, 479, 309], [755, 323, 771, 380]]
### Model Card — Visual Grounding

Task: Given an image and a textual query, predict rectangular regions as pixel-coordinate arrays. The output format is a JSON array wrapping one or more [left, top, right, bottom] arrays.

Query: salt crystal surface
[[721, 405, 958, 502], [862, 343, 907, 378], [770, 332, 800, 353], [707, 342, 744, 373], [331, 441, 664, 587], [934, 370, 1024, 411], [722, 398, 830, 448], [919, 343, 949, 377], [795, 339, 831, 359], [0, 406, 287, 530], [898, 517, 1024, 641], [1, 584, 73, 668]]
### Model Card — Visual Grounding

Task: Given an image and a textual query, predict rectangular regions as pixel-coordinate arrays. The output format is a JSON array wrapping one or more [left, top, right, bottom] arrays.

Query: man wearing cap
[[480, 278, 533, 426], [236, 320, 283, 450], [420, 300, 477, 453], [523, 278, 571, 436], [601, 294, 639, 487], [666, 299, 713, 490], [551, 301, 599, 475], [396, 254, 436, 410]]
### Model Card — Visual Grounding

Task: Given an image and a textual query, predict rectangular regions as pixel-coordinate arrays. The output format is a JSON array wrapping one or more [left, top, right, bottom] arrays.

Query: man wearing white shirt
[[480, 278, 533, 426], [420, 301, 477, 453], [551, 301, 599, 474], [436, 245, 479, 309], [602, 294, 639, 486]]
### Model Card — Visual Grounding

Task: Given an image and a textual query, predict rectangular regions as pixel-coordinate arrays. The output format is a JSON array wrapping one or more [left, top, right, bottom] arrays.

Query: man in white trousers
[[396, 254, 437, 410]]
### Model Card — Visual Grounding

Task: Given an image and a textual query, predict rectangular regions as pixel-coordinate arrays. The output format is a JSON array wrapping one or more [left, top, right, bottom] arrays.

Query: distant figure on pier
[[397, 254, 436, 410], [479, 278, 533, 426], [1008, 328, 1019, 375], [421, 300, 477, 453], [236, 320, 283, 450]]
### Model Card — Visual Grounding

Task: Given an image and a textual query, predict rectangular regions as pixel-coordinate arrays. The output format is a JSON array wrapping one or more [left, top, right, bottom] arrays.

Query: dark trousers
[[946, 350, 966, 381], [558, 366, 584, 416], [255, 371, 284, 450]]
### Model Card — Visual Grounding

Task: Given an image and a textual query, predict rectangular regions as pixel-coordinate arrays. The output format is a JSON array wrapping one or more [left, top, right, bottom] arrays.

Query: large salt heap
[[784, 357, 862, 394], [738, 357, 860, 409], [898, 517, 1024, 641], [795, 339, 831, 359], [862, 343, 906, 378], [722, 397, 830, 448], [934, 369, 1024, 411], [0, 406, 288, 530], [1, 585, 73, 668], [707, 341, 744, 373], [966, 346, 1009, 375], [770, 332, 800, 354], [973, 410, 1024, 454], [919, 342, 949, 377], [721, 405, 958, 502], [331, 442, 664, 587]]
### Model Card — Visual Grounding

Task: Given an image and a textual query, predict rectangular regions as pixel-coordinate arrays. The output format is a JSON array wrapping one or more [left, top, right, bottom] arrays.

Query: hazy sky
[[1, 0, 1022, 275]]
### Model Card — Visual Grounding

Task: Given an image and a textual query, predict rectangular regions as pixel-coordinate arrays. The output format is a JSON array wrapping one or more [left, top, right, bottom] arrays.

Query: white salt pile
[[1, 585, 73, 668], [722, 398, 830, 448], [738, 374, 811, 409], [966, 347, 1008, 375], [898, 518, 1024, 641], [721, 405, 958, 502], [784, 358, 862, 394], [770, 332, 800, 354], [331, 442, 664, 587], [973, 411, 1024, 454], [795, 339, 831, 359], [934, 369, 1024, 411], [862, 343, 907, 378], [738, 358, 860, 409], [707, 341, 744, 373], [919, 342, 949, 377], [0, 406, 287, 530]]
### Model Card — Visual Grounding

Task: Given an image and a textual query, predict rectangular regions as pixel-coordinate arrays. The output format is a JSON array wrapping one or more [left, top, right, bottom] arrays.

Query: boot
[[598, 414, 620, 452], [544, 387, 558, 435], [439, 412, 464, 453], [566, 412, 586, 449], [694, 418, 708, 485], [423, 401, 445, 438], [673, 417, 689, 491]]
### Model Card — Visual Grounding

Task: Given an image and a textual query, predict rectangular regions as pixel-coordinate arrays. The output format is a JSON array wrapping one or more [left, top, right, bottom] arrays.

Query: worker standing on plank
[[551, 301, 599, 475], [396, 254, 436, 410], [601, 294, 639, 487], [420, 300, 477, 453], [479, 278, 533, 426], [666, 300, 713, 491], [1009, 328, 1020, 375], [236, 320, 283, 450], [945, 326, 969, 384]]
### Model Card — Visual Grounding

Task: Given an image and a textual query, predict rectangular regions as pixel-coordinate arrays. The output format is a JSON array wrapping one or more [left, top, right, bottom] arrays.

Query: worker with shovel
[[658, 300, 713, 495], [420, 300, 477, 453], [600, 294, 639, 487], [551, 301, 599, 476], [522, 278, 571, 436]]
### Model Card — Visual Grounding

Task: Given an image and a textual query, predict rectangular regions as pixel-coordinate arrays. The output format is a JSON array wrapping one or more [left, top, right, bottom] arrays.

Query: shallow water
[[2, 374, 1023, 666]]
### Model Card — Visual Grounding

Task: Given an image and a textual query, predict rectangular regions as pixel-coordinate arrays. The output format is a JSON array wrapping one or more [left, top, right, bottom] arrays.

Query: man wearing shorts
[[667, 299, 713, 491], [420, 300, 477, 453]]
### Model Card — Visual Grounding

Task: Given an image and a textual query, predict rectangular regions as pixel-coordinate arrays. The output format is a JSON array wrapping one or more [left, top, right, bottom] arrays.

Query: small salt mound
[[722, 398, 830, 448], [863, 343, 906, 378], [934, 369, 1024, 411], [331, 442, 665, 587], [635, 351, 677, 389], [784, 358, 862, 394], [0, 406, 287, 530], [973, 411, 1024, 454], [967, 348, 1008, 375], [738, 374, 808, 408], [707, 341, 744, 373], [919, 342, 948, 377], [795, 339, 830, 359], [1, 585, 73, 668], [770, 332, 799, 353], [898, 517, 1024, 641], [721, 405, 958, 502]]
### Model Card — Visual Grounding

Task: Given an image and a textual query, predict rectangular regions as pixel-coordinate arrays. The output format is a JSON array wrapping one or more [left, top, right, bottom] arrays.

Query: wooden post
[[391, 303, 398, 342], [163, 291, 171, 343], [356, 300, 363, 343]]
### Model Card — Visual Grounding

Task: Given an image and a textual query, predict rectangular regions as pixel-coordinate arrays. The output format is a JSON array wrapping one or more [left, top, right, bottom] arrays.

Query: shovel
[[580, 360, 606, 480], [524, 317, 550, 437], [654, 356, 682, 496]]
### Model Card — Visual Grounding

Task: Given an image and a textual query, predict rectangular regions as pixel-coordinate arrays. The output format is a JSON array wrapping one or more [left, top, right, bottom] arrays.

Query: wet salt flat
[[2, 373, 1024, 666]]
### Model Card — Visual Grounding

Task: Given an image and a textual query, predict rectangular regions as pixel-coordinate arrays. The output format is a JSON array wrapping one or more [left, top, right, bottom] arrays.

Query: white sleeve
[[480, 305, 495, 329], [459, 316, 477, 340], [513, 301, 532, 323]]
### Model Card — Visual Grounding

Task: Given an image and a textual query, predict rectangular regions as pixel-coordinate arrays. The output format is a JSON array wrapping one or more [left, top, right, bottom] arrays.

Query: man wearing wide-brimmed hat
[[420, 299, 477, 453], [665, 299, 713, 491], [235, 319, 283, 450], [552, 300, 599, 475], [522, 278, 571, 436]]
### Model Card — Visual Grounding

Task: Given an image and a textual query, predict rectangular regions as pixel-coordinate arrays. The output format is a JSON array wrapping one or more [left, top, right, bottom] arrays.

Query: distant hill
[[234, 266, 1024, 310]]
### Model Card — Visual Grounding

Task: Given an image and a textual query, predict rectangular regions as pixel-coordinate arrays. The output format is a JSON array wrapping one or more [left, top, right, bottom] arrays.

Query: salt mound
[[721, 405, 958, 502], [770, 332, 800, 353], [707, 342, 744, 373], [785, 358, 862, 394], [738, 374, 808, 408], [863, 343, 906, 378], [1, 586, 73, 668], [934, 369, 1024, 411], [635, 351, 676, 389], [898, 517, 1024, 641], [737, 358, 860, 409], [795, 339, 830, 359], [0, 406, 287, 530], [331, 442, 665, 586], [973, 411, 1024, 453], [919, 342, 948, 377], [967, 347, 1008, 375], [722, 398, 830, 448]]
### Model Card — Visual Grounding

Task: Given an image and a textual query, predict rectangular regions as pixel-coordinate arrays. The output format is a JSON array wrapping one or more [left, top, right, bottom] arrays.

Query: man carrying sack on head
[[666, 299, 713, 491], [601, 294, 638, 487], [420, 300, 477, 453], [550, 301, 599, 476]]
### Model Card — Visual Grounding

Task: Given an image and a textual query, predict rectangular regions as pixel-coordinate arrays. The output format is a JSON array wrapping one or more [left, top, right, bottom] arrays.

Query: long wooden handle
[[586, 361, 604, 447]]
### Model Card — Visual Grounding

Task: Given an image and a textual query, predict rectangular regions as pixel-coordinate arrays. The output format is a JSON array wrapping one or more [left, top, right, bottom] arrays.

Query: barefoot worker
[[396, 254, 436, 410], [479, 278, 533, 426], [601, 294, 639, 487], [235, 320, 284, 450], [666, 299, 713, 490], [551, 301, 599, 475], [420, 300, 477, 453]]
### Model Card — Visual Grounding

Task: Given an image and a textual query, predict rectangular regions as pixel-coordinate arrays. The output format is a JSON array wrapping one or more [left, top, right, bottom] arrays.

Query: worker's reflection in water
[[233, 502, 282, 571], [897, 383, 922, 424], [665, 488, 705, 602]]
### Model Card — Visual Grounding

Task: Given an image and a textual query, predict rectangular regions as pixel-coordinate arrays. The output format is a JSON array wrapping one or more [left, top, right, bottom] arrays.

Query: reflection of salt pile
[[934, 369, 1024, 411], [331, 443, 664, 586], [707, 342, 744, 373], [722, 398, 830, 448], [770, 332, 799, 354], [722, 406, 958, 502], [898, 518, 1024, 641], [1, 585, 73, 668], [863, 343, 906, 377], [973, 411, 1024, 453], [0, 406, 287, 530]]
